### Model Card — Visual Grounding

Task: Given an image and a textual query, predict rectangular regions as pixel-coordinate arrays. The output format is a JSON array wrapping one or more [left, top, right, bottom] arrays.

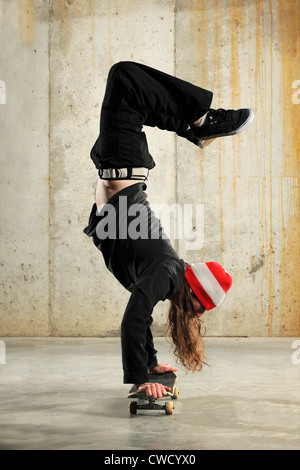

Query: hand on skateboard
[[128, 370, 179, 415], [136, 363, 177, 397], [135, 382, 171, 399], [148, 363, 178, 375]]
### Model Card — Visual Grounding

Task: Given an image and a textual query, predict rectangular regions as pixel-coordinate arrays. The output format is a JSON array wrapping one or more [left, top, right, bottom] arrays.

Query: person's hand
[[149, 363, 178, 374], [136, 382, 171, 398]]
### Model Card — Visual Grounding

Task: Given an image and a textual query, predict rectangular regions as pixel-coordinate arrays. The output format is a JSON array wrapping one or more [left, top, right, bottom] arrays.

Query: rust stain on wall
[[229, 0, 242, 213], [279, 0, 300, 177], [187, 0, 298, 336], [218, 143, 226, 266], [278, 0, 300, 335], [211, 0, 224, 264], [54, 0, 95, 60], [107, 0, 113, 68], [18, 0, 34, 43], [267, 0, 275, 336], [189, 0, 209, 90], [250, 0, 277, 334], [279, 178, 300, 335], [256, 0, 273, 332]]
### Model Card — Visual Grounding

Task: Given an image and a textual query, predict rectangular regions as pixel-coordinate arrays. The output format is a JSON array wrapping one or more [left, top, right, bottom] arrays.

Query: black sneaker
[[191, 108, 255, 148]]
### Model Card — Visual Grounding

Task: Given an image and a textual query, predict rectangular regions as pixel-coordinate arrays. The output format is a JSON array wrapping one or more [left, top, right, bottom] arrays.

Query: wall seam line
[[174, 0, 179, 255], [48, 0, 53, 336]]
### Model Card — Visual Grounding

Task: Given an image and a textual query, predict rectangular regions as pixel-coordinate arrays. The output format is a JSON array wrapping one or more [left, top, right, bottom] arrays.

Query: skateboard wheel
[[129, 401, 137, 415], [172, 387, 179, 399], [165, 401, 174, 415]]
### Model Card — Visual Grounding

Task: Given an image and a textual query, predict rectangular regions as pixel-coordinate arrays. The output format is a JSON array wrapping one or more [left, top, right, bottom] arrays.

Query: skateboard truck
[[129, 393, 177, 415], [127, 371, 179, 415]]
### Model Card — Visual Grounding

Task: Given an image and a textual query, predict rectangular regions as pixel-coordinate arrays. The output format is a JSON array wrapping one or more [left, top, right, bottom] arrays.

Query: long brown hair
[[167, 277, 207, 372]]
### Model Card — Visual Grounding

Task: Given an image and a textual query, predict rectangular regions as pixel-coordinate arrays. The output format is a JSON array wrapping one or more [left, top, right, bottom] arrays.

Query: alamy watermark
[[291, 339, 300, 365], [95, 197, 204, 251], [0, 340, 6, 365], [0, 80, 5, 104], [152, 202, 204, 251], [292, 80, 300, 105]]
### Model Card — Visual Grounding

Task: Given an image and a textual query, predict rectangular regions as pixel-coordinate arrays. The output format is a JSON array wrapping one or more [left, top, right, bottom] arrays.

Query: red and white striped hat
[[185, 262, 232, 311]]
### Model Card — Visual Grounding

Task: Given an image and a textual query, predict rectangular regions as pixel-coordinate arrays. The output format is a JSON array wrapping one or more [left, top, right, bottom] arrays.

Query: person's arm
[[121, 263, 179, 389], [121, 287, 155, 384], [145, 318, 159, 370]]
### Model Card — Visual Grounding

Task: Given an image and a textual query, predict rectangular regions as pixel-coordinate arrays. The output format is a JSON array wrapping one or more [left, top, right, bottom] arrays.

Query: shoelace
[[208, 108, 231, 125]]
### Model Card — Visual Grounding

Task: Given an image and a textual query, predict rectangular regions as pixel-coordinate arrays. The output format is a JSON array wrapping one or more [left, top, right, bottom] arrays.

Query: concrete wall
[[0, 0, 299, 337]]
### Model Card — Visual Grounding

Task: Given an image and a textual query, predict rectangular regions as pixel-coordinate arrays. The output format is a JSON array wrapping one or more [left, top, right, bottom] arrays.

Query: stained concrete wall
[[0, 0, 299, 337]]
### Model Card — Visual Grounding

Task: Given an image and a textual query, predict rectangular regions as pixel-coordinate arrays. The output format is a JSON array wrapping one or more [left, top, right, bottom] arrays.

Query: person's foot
[[191, 108, 255, 148]]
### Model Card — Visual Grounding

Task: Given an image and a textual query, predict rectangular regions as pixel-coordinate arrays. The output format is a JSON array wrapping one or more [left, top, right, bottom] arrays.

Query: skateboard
[[127, 371, 178, 415]]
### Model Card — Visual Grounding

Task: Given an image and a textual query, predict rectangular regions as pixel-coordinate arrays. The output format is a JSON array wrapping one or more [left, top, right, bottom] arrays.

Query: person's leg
[[91, 61, 254, 177], [90, 61, 213, 173], [102, 62, 212, 124]]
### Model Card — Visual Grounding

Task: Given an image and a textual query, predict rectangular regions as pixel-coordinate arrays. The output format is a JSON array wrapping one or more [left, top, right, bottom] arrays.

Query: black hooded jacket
[[84, 182, 186, 383]]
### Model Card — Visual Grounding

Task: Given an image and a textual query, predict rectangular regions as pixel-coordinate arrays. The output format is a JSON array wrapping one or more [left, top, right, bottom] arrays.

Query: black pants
[[90, 61, 213, 171]]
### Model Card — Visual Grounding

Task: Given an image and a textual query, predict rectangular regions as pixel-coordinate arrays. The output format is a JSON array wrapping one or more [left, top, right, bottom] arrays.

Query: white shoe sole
[[235, 108, 255, 134]]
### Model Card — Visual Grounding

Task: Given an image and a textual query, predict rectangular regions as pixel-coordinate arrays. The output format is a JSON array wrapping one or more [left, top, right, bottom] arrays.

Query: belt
[[98, 167, 149, 181]]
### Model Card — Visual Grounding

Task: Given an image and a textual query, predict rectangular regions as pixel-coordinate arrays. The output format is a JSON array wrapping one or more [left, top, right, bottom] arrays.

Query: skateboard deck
[[127, 371, 178, 415]]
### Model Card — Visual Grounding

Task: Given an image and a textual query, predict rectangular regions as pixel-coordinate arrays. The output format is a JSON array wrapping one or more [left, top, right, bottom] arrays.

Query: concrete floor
[[0, 336, 299, 450]]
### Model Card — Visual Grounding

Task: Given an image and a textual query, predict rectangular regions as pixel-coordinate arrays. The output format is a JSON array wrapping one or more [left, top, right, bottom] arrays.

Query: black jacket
[[84, 183, 186, 383]]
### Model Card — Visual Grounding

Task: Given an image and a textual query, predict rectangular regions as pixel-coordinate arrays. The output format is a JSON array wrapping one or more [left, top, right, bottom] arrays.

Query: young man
[[84, 62, 254, 398]]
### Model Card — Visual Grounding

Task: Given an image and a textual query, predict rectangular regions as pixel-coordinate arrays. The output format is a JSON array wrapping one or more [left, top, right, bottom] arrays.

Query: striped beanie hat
[[185, 262, 232, 311]]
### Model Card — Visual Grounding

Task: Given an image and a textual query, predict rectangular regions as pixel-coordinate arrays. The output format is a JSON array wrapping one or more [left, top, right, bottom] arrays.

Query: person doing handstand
[[84, 62, 254, 398]]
